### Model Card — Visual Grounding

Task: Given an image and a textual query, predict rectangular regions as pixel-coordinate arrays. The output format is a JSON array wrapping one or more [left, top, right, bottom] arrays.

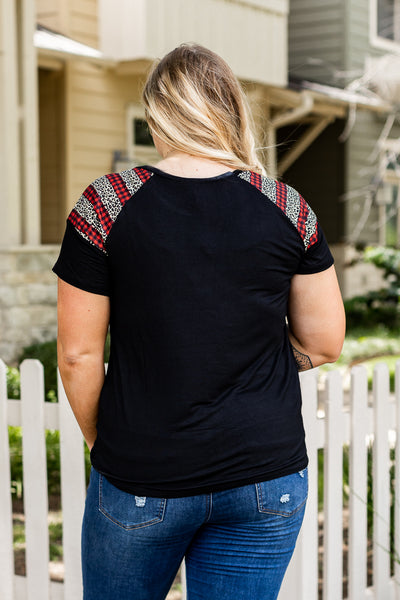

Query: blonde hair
[[142, 43, 266, 175]]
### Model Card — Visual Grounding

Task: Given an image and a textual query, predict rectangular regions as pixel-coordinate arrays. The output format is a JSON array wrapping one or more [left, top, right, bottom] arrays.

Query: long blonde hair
[[142, 43, 266, 175]]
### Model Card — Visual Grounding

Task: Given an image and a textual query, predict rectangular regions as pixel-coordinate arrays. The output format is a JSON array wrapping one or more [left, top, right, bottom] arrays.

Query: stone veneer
[[0, 246, 60, 365]]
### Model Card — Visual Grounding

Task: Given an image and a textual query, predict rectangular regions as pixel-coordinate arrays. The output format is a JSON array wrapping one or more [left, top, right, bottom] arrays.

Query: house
[[0, 0, 394, 363], [287, 0, 400, 296]]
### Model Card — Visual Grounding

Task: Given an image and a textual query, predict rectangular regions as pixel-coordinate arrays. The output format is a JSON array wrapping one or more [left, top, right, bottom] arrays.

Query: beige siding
[[65, 62, 149, 212], [36, 0, 66, 34], [39, 69, 66, 244], [70, 0, 98, 48], [36, 0, 99, 48], [63, 61, 270, 218]]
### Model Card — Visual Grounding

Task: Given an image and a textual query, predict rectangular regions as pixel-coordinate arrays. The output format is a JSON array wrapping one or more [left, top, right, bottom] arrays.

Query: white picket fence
[[1, 358, 400, 600]]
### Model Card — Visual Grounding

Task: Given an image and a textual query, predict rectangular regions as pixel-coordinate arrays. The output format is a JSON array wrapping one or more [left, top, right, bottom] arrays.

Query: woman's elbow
[[319, 332, 345, 365]]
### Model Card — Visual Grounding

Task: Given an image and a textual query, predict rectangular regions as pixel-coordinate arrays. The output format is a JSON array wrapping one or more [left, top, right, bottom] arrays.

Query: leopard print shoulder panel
[[237, 171, 318, 250], [68, 167, 153, 254]]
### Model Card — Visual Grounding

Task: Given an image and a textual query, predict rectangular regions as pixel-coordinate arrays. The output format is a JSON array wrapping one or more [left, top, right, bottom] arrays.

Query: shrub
[[18, 340, 58, 402], [345, 246, 400, 331]]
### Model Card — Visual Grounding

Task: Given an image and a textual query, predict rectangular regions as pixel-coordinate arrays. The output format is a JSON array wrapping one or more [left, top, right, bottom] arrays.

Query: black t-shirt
[[53, 165, 334, 498]]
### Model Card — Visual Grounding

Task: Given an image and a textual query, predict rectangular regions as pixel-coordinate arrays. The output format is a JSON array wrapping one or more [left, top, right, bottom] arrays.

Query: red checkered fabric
[[67, 167, 153, 254]]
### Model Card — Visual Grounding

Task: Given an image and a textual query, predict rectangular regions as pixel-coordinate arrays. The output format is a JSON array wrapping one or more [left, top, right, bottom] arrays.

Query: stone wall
[[0, 246, 59, 365]]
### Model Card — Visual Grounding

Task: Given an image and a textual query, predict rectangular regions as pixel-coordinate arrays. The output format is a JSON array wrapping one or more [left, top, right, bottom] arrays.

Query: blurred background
[[2, 1, 400, 598]]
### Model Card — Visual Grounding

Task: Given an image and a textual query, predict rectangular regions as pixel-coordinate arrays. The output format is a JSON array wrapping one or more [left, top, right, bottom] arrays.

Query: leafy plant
[[345, 246, 400, 330], [18, 340, 58, 402], [7, 367, 21, 400]]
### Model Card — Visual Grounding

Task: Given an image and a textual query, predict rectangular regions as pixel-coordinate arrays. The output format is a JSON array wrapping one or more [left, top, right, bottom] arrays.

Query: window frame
[[126, 103, 158, 164], [377, 141, 400, 246], [370, 0, 400, 53]]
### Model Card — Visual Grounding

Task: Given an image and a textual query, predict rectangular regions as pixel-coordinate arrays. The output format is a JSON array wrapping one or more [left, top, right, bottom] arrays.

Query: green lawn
[[320, 326, 400, 388]]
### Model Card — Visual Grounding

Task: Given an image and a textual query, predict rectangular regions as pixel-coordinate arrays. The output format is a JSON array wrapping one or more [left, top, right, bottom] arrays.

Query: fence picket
[[20, 359, 50, 600], [349, 365, 368, 600], [2, 359, 400, 599], [323, 370, 344, 600], [373, 363, 391, 599], [279, 369, 320, 600], [57, 371, 86, 600], [396, 362, 400, 600], [0, 359, 15, 600]]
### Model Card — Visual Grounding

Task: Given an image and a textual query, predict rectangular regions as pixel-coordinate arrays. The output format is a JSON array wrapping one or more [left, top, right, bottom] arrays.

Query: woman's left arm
[[57, 278, 110, 450]]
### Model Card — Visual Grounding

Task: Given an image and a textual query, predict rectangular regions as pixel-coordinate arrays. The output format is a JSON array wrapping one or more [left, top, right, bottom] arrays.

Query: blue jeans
[[81, 466, 308, 600]]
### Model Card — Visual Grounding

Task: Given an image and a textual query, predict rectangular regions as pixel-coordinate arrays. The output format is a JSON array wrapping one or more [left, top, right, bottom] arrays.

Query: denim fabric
[[81, 466, 308, 600]]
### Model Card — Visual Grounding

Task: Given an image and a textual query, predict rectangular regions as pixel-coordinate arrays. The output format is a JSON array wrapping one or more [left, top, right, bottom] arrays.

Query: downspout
[[266, 91, 314, 178]]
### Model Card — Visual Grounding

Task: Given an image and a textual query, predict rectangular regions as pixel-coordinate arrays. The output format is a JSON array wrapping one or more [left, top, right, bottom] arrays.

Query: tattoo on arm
[[290, 344, 314, 372]]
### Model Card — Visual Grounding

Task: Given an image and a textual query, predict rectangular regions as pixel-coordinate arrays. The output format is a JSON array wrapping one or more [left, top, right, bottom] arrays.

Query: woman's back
[[54, 164, 332, 497], [54, 42, 345, 599]]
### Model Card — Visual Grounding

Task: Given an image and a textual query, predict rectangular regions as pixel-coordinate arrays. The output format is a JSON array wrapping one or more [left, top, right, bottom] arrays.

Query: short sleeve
[[296, 222, 334, 275], [52, 178, 111, 295]]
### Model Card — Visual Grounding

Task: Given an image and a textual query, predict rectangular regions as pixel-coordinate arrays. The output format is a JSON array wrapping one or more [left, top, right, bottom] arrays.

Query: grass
[[319, 325, 400, 391], [13, 512, 63, 563]]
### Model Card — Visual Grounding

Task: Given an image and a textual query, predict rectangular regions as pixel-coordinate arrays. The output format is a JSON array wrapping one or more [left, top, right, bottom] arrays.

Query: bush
[[345, 246, 400, 331], [15, 335, 110, 403], [18, 340, 58, 402], [7, 338, 104, 498], [344, 291, 400, 330]]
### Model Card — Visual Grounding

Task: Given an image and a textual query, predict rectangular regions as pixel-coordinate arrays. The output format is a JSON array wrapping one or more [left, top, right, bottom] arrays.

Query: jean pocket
[[99, 474, 167, 530], [255, 468, 308, 517]]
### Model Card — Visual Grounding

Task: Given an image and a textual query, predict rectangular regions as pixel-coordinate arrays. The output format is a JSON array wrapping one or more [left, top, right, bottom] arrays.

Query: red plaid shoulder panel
[[237, 171, 318, 250], [67, 167, 153, 253]]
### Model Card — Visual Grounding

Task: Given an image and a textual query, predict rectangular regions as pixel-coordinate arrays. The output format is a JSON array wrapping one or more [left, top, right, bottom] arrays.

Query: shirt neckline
[[140, 164, 242, 182]]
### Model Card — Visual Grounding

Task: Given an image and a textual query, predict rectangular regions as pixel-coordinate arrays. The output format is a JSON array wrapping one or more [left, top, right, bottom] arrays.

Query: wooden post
[[21, 359, 50, 600], [323, 370, 344, 600], [349, 365, 368, 600], [395, 362, 400, 600], [58, 369, 86, 600], [279, 369, 320, 600], [373, 363, 391, 599]]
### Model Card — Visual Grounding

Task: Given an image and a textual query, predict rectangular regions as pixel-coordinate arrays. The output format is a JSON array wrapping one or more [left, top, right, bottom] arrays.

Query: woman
[[53, 43, 345, 600]]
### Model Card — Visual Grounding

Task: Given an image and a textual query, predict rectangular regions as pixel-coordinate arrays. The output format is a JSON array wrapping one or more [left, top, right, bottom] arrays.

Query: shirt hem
[[90, 457, 309, 498]]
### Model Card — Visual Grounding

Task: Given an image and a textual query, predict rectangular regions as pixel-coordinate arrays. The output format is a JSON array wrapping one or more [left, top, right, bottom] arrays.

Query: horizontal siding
[[66, 63, 151, 208], [289, 0, 345, 85], [37, 0, 99, 47], [100, 0, 287, 85], [346, 0, 391, 71], [71, 0, 97, 17], [291, 22, 346, 39], [70, 10, 98, 48], [288, 8, 343, 24], [345, 112, 400, 244]]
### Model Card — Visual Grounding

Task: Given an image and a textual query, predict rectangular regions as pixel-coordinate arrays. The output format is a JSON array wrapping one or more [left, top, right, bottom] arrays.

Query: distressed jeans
[[81, 466, 308, 600]]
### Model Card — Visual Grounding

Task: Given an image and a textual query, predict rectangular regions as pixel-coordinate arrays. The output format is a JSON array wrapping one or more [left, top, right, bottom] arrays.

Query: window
[[374, 0, 400, 44], [127, 104, 157, 162], [113, 104, 158, 171], [377, 144, 400, 246]]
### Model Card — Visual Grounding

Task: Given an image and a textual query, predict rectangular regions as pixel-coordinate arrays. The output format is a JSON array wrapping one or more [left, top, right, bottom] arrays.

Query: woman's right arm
[[287, 264, 346, 371]]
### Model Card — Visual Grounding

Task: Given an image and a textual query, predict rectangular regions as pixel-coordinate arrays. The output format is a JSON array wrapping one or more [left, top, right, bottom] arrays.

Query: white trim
[[126, 103, 158, 164], [370, 0, 400, 53], [22, 0, 40, 245], [34, 26, 103, 59], [0, 0, 22, 246], [228, 0, 289, 15]]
